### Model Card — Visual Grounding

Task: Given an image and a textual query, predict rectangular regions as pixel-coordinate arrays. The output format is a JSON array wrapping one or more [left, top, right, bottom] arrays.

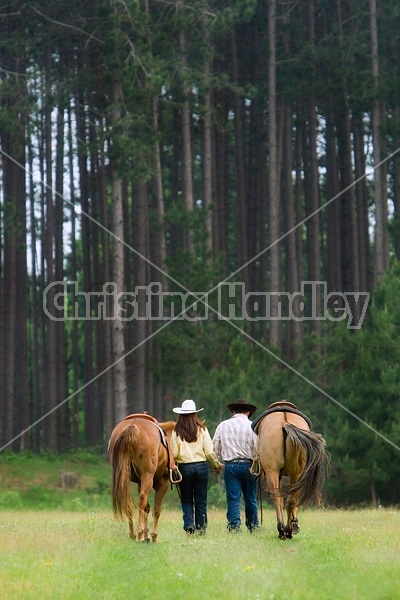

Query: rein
[[152, 422, 182, 485]]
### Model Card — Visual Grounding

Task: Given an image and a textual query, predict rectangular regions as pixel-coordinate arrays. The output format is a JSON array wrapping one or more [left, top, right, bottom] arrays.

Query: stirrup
[[170, 467, 182, 484]]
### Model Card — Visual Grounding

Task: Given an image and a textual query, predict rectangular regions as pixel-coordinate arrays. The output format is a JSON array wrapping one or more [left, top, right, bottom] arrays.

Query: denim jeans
[[223, 461, 259, 530], [177, 461, 209, 532]]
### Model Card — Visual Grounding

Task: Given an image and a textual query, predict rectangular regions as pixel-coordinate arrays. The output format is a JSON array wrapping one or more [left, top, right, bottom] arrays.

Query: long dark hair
[[174, 413, 205, 443]]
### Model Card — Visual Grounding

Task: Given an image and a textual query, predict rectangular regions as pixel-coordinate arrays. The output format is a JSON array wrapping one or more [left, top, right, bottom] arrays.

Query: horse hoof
[[291, 519, 300, 535]]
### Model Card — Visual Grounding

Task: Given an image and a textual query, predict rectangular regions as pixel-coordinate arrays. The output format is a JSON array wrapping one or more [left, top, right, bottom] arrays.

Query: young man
[[213, 400, 259, 533]]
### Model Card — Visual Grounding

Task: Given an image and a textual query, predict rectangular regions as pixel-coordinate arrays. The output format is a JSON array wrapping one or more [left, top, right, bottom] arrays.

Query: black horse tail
[[110, 424, 139, 521], [283, 423, 329, 507]]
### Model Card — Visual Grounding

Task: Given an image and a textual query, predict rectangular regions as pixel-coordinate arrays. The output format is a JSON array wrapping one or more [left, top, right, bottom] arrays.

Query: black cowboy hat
[[227, 399, 257, 418]]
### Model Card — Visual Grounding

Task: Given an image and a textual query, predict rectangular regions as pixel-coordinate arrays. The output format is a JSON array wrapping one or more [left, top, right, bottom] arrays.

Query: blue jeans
[[177, 461, 209, 532], [223, 461, 259, 530]]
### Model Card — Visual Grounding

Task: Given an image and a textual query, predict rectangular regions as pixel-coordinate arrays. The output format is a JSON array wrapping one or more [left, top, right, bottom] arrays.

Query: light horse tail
[[283, 423, 329, 507], [111, 424, 139, 522]]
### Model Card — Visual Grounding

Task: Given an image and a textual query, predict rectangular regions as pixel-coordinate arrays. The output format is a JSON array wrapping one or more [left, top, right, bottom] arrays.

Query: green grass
[[0, 508, 399, 600], [0, 451, 111, 511], [1, 454, 398, 599]]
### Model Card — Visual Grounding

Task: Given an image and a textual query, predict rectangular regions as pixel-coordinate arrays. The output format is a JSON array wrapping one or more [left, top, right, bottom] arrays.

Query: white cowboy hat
[[172, 399, 204, 414]]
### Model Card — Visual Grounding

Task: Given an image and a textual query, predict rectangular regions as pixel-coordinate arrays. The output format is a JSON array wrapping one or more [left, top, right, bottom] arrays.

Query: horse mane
[[158, 421, 176, 433]]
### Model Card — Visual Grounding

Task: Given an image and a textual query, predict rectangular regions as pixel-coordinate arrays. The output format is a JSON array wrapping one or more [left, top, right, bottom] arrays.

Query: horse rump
[[283, 422, 329, 507]]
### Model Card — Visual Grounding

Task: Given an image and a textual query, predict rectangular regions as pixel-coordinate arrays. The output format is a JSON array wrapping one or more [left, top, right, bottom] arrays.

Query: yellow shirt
[[171, 427, 222, 469]]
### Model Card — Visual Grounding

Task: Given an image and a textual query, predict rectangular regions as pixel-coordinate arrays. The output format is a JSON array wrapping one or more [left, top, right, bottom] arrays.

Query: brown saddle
[[251, 401, 312, 433], [122, 412, 182, 484], [267, 400, 298, 411], [124, 413, 158, 424]]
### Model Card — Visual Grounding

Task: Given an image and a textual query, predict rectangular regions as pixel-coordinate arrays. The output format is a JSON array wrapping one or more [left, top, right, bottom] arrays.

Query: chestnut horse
[[253, 402, 328, 540], [109, 414, 179, 543]]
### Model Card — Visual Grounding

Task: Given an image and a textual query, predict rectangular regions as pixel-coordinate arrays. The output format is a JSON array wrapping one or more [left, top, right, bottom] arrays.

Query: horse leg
[[151, 478, 169, 543], [129, 517, 136, 540], [128, 484, 140, 540], [285, 488, 300, 539], [285, 441, 305, 538], [144, 500, 150, 541], [264, 468, 286, 539], [291, 504, 300, 535], [137, 475, 153, 542]]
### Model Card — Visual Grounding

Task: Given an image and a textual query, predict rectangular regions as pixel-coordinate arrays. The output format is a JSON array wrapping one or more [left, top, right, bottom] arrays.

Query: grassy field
[[0, 508, 399, 599], [0, 454, 398, 599], [0, 451, 112, 511]]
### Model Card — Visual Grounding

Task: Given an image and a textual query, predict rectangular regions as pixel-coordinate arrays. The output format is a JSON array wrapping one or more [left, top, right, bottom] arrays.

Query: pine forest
[[1, 0, 400, 506]]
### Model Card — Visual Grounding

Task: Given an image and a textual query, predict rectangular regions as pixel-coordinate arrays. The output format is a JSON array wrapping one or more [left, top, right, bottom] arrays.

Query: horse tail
[[111, 424, 139, 522], [283, 423, 329, 507]]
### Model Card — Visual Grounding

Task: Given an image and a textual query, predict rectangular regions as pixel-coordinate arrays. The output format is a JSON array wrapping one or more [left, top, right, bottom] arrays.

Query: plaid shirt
[[212, 413, 258, 462]]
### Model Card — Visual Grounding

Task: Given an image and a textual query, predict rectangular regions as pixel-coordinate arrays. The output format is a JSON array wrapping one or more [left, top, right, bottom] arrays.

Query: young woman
[[171, 399, 223, 535]]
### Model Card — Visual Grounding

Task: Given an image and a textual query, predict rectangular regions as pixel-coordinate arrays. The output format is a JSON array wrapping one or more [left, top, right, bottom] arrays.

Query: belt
[[224, 458, 252, 463]]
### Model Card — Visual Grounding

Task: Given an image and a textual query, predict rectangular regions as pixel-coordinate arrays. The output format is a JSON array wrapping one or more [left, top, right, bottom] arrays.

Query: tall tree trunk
[[76, 93, 95, 441], [268, 0, 281, 349], [28, 140, 41, 452], [54, 103, 68, 451], [303, 0, 321, 347], [132, 181, 149, 414], [392, 105, 400, 262], [214, 88, 229, 262], [99, 130, 114, 438], [336, 97, 360, 304], [67, 105, 80, 447], [0, 20, 30, 454], [111, 81, 127, 423], [352, 112, 370, 291], [325, 97, 342, 297], [179, 29, 195, 252], [334, 0, 359, 322], [90, 112, 106, 446], [145, 0, 167, 418], [44, 43, 59, 451], [0, 149, 17, 449], [370, 0, 388, 285], [282, 103, 302, 357], [14, 57, 29, 450], [150, 97, 166, 417], [294, 111, 304, 288], [231, 27, 249, 289], [202, 25, 213, 258], [38, 101, 47, 449]]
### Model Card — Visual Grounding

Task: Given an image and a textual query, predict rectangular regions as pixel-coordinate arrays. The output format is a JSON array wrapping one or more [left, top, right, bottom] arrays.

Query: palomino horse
[[109, 414, 179, 542], [252, 401, 328, 540]]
